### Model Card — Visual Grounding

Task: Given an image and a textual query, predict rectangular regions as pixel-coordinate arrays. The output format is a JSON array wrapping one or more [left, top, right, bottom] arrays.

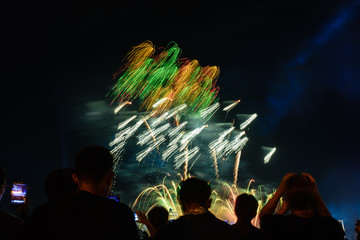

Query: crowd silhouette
[[0, 145, 354, 240]]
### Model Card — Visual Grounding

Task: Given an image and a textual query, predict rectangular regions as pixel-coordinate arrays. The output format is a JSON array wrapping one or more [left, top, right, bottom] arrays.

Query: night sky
[[2, 1, 360, 239]]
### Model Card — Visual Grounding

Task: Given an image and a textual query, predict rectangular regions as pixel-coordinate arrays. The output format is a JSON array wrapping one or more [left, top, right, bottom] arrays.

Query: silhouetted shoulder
[[154, 212, 236, 240], [261, 214, 344, 240], [51, 191, 139, 240], [0, 211, 23, 239]]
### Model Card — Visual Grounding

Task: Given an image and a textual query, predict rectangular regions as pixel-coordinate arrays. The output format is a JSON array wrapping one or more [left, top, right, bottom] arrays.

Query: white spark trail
[[166, 104, 187, 120], [117, 115, 137, 130], [137, 123, 170, 146], [200, 102, 220, 121], [162, 144, 178, 161], [152, 97, 172, 109], [209, 127, 235, 154], [174, 146, 200, 169], [179, 125, 207, 151], [223, 100, 240, 112], [263, 147, 277, 164], [151, 112, 169, 128], [233, 137, 249, 153], [110, 118, 146, 148], [114, 101, 131, 114], [234, 131, 246, 141], [168, 132, 184, 148], [136, 136, 166, 162], [239, 114, 258, 130], [168, 122, 188, 138], [110, 127, 132, 147]]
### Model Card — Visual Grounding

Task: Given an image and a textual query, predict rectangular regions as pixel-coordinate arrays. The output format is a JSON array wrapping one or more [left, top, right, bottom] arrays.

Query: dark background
[[2, 0, 360, 239]]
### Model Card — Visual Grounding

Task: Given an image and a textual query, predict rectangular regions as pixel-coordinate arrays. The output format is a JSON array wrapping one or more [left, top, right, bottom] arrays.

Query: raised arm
[[259, 173, 295, 219], [135, 211, 157, 237]]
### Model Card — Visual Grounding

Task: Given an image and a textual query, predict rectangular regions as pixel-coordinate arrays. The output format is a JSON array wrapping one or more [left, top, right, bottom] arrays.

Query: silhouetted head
[[179, 177, 211, 209], [147, 206, 169, 229], [235, 193, 258, 222], [74, 145, 114, 183], [73, 145, 114, 196], [44, 168, 78, 201], [285, 174, 315, 211]]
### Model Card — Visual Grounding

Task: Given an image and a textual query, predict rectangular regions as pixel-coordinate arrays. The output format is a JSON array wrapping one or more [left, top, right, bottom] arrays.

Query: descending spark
[[218, 127, 235, 140], [233, 151, 242, 186], [168, 121, 188, 138], [263, 147, 277, 164], [209, 127, 235, 157], [151, 112, 169, 128], [129, 117, 147, 136], [136, 136, 166, 162], [200, 102, 220, 121], [174, 146, 200, 169], [110, 117, 148, 165], [111, 117, 147, 147], [222, 132, 247, 158], [239, 114, 258, 130], [188, 154, 201, 170], [114, 101, 131, 114], [179, 125, 208, 151], [110, 141, 126, 166], [152, 97, 173, 109], [137, 123, 170, 146], [109, 127, 131, 147], [168, 132, 184, 148], [110, 141, 126, 155], [166, 103, 187, 120], [234, 131, 246, 141], [151, 123, 171, 137], [232, 137, 249, 153], [117, 115, 137, 130], [223, 100, 240, 112], [162, 144, 178, 161]]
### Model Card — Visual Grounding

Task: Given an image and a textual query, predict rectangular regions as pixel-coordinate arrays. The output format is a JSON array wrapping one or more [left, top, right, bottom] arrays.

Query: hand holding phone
[[10, 182, 28, 204]]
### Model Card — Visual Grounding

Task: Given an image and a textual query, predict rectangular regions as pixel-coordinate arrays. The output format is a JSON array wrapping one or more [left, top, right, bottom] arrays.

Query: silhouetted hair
[[44, 168, 78, 201], [179, 177, 211, 206], [285, 174, 315, 210], [0, 165, 5, 185], [75, 145, 114, 183], [147, 206, 169, 229], [235, 193, 258, 221]]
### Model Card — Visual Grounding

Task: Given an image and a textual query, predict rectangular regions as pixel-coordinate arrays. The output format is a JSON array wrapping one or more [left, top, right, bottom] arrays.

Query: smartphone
[[11, 182, 28, 204], [134, 213, 138, 221], [106, 195, 120, 202]]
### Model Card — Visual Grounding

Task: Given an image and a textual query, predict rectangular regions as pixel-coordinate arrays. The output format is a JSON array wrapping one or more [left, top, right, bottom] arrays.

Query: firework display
[[108, 41, 220, 116], [108, 41, 276, 227]]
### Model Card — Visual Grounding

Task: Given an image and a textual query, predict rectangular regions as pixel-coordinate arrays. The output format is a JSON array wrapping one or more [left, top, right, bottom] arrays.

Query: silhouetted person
[[16, 168, 78, 239], [0, 165, 23, 239], [356, 219, 360, 240], [44, 168, 78, 201], [51, 145, 139, 240], [154, 177, 237, 240], [259, 172, 345, 240], [136, 206, 169, 238], [233, 193, 267, 240]]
